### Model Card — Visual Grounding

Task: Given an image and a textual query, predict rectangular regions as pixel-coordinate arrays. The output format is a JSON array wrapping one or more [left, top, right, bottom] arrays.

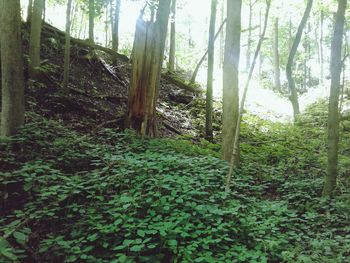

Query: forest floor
[[1, 23, 350, 263], [22, 23, 201, 137]]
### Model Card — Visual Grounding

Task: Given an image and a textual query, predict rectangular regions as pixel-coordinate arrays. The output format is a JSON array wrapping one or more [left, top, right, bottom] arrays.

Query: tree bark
[[27, 0, 33, 23], [323, 0, 347, 196], [0, 0, 25, 136], [219, 0, 225, 68], [221, 0, 241, 163], [29, 0, 44, 76], [126, 0, 171, 138], [205, 0, 217, 141], [286, 0, 313, 121], [112, 0, 120, 51], [225, 0, 271, 191], [320, 9, 324, 84], [63, 0, 73, 90], [190, 18, 226, 84], [246, 0, 252, 71], [273, 17, 281, 92], [89, 0, 95, 44], [168, 0, 176, 72]]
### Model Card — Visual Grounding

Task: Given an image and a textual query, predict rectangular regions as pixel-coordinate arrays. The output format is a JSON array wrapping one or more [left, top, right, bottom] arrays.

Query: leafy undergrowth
[[1, 112, 350, 263]]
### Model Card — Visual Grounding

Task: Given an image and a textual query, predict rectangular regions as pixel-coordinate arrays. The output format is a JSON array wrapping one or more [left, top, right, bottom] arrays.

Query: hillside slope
[[20, 23, 200, 136]]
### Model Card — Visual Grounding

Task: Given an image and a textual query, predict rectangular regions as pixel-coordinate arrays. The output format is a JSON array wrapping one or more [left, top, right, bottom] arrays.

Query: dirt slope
[[20, 22, 201, 136]]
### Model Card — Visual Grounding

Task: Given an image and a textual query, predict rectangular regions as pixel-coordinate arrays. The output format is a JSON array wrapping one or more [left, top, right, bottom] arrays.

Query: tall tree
[[126, 0, 171, 137], [63, 0, 73, 90], [221, 0, 241, 163], [205, 0, 217, 141], [286, 0, 313, 120], [27, 0, 33, 23], [320, 8, 324, 83], [323, 0, 347, 196], [219, 0, 225, 67], [273, 17, 281, 92], [0, 0, 25, 136], [168, 0, 176, 72], [225, 0, 271, 191], [112, 0, 121, 51], [246, 0, 253, 71], [190, 18, 226, 83], [89, 0, 95, 44], [29, 0, 45, 76]]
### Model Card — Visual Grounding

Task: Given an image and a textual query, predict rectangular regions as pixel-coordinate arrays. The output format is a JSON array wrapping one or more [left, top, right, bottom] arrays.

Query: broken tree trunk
[[126, 0, 171, 138]]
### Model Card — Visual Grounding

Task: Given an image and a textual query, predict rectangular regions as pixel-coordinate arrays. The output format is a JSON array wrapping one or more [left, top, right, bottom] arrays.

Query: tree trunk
[[221, 0, 241, 163], [246, 0, 252, 71], [286, 0, 313, 121], [0, 0, 25, 136], [27, 0, 33, 23], [105, 3, 109, 47], [43, 0, 46, 22], [320, 10, 324, 84], [205, 0, 217, 141], [89, 0, 95, 44], [63, 0, 73, 90], [273, 17, 281, 92], [70, 2, 78, 37], [29, 0, 44, 76], [168, 0, 176, 72], [190, 18, 226, 84], [112, 0, 120, 51], [219, 0, 225, 68], [126, 0, 171, 138], [225, 0, 271, 191], [323, 0, 347, 196]]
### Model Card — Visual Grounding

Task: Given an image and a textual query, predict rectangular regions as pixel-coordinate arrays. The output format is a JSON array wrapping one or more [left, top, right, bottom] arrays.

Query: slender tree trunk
[[168, 0, 176, 72], [289, 18, 293, 51], [323, 0, 347, 196], [190, 18, 226, 84], [27, 0, 33, 23], [303, 33, 307, 90], [89, 0, 95, 44], [29, 0, 44, 76], [273, 17, 281, 92], [126, 0, 171, 138], [246, 0, 252, 71], [221, 0, 241, 163], [78, 9, 85, 39], [286, 0, 313, 121], [205, 0, 217, 141], [307, 21, 311, 89], [258, 0, 262, 87], [225, 0, 271, 191], [112, 0, 121, 51], [63, 0, 73, 90], [43, 0, 46, 22], [219, 0, 225, 68], [105, 3, 109, 47], [320, 10, 324, 84], [0, 0, 25, 136], [70, 1, 77, 37]]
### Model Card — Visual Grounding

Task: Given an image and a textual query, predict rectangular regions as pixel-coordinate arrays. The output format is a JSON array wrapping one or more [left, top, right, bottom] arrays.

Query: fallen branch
[[163, 121, 182, 135], [162, 72, 201, 94]]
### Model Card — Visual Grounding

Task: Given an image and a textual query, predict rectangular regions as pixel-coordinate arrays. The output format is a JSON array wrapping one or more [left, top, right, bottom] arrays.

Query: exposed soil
[[20, 22, 202, 137]]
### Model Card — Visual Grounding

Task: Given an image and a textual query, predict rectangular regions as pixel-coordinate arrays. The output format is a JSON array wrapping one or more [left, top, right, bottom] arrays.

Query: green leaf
[[167, 239, 178, 247], [137, 230, 145, 238], [130, 244, 144, 252], [13, 231, 27, 244]]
